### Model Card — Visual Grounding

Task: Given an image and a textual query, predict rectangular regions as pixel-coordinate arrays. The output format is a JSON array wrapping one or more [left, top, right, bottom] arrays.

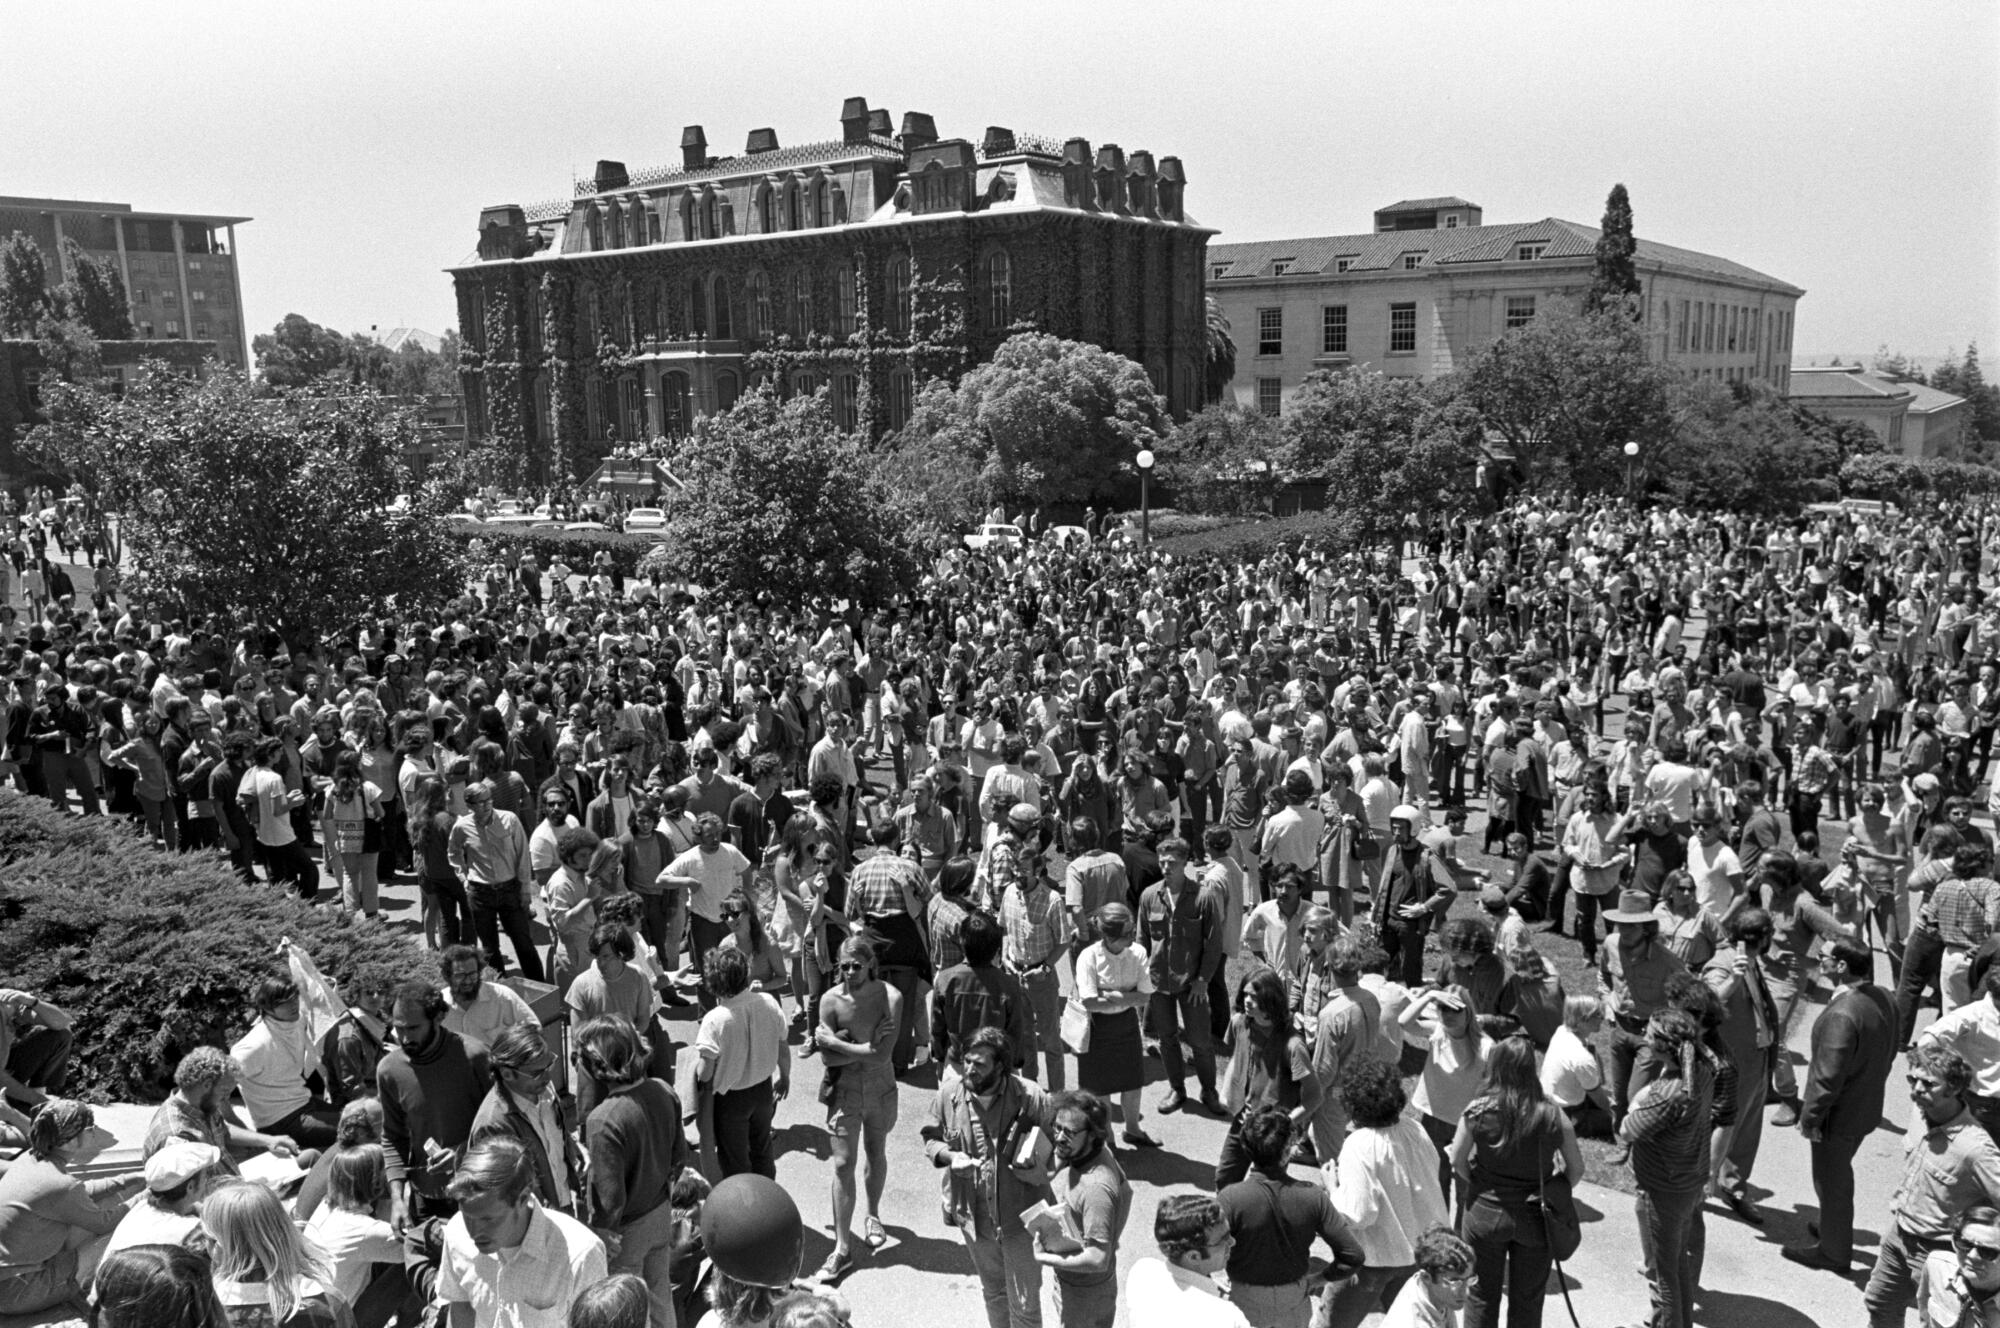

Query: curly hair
[[1340, 1057, 1408, 1130], [172, 1046, 239, 1103]]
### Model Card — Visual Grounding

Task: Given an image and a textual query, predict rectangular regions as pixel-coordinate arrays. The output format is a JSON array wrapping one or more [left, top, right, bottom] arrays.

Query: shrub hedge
[[444, 520, 664, 576], [0, 791, 435, 1104], [1151, 508, 1370, 562]]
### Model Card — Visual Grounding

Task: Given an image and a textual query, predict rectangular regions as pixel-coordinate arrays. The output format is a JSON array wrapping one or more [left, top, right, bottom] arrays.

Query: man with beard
[[1370, 806, 1453, 986], [923, 1026, 1056, 1328], [810, 936, 903, 1284], [379, 980, 494, 1230], [437, 945, 538, 1050], [1034, 1090, 1132, 1328]]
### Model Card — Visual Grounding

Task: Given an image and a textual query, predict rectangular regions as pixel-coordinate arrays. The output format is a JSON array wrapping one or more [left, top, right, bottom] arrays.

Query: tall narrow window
[[1321, 305, 1347, 354], [711, 274, 733, 340], [793, 270, 814, 337], [1388, 303, 1417, 353], [1257, 308, 1282, 356], [702, 193, 718, 239], [1257, 377, 1282, 416], [983, 250, 1012, 329], [1504, 296, 1536, 330], [889, 370, 915, 431], [886, 255, 912, 335], [833, 374, 859, 431], [746, 271, 771, 338], [832, 264, 856, 337], [687, 276, 708, 337], [756, 184, 774, 235]]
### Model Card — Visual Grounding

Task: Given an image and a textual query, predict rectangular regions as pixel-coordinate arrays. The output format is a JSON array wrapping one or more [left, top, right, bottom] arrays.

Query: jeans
[[1605, 1021, 1648, 1122], [263, 1099, 340, 1150], [961, 1226, 1042, 1328], [1811, 1133, 1864, 1268], [1896, 927, 1945, 1045], [421, 873, 469, 946], [261, 838, 320, 901], [38, 751, 100, 815], [1321, 1264, 1414, 1328], [882, 964, 925, 1072], [1051, 1272, 1116, 1328], [1635, 1185, 1704, 1328], [1147, 987, 1216, 1095], [1864, 1224, 1949, 1328], [608, 1199, 681, 1328], [1229, 1277, 1313, 1328], [3, 1024, 72, 1101], [712, 1077, 776, 1179], [1380, 922, 1427, 986], [1713, 1043, 1772, 1196], [468, 883, 545, 982], [1461, 1193, 1552, 1328]]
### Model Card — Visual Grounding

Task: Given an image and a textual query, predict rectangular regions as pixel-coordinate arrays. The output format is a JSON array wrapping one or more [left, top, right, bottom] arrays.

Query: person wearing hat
[[1598, 887, 1688, 1133], [103, 1141, 219, 1257], [1370, 806, 1453, 987]]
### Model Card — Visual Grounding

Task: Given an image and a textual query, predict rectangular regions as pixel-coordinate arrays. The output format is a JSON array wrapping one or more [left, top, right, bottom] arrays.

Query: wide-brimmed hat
[[1603, 889, 1657, 925]]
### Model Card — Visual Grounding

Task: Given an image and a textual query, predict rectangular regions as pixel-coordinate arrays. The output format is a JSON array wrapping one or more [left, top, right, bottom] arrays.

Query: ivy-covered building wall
[[448, 98, 1212, 487]]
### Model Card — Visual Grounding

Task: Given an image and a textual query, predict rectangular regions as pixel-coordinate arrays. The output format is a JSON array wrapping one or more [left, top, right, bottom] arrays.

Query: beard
[[963, 1062, 1006, 1097]]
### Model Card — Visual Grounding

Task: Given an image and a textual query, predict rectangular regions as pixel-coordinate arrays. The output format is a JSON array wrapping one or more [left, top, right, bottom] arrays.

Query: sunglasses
[[836, 961, 868, 973], [1964, 1242, 2000, 1261], [722, 909, 744, 921]]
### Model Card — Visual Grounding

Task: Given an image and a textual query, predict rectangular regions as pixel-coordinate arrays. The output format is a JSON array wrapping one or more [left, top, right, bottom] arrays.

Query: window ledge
[[1313, 352, 1352, 366]]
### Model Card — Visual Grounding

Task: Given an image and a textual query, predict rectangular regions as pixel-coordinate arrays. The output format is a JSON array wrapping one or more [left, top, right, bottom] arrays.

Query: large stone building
[[1788, 366, 1970, 460], [449, 98, 1211, 483], [0, 196, 250, 370], [1209, 196, 1802, 416]]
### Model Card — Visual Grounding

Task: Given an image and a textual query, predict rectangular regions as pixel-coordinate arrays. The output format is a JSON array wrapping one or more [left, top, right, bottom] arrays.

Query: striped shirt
[[1618, 1052, 1716, 1194], [1933, 876, 2000, 949]]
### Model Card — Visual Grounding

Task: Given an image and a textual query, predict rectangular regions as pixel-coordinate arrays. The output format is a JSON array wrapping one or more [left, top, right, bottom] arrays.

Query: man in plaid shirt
[[1000, 830, 1070, 1091], [845, 821, 931, 1072]]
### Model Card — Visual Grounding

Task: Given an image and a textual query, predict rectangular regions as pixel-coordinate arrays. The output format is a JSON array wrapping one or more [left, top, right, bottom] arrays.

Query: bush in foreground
[[0, 791, 433, 1103]]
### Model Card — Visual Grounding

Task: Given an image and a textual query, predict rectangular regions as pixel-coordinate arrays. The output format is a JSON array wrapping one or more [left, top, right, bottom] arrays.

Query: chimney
[[1094, 144, 1127, 214], [982, 126, 1016, 157], [593, 160, 629, 192], [868, 108, 892, 137], [1157, 156, 1186, 220], [1061, 138, 1096, 211], [1128, 150, 1158, 218], [840, 97, 872, 145], [745, 128, 780, 154], [681, 126, 707, 170], [897, 111, 938, 152], [476, 204, 529, 261]]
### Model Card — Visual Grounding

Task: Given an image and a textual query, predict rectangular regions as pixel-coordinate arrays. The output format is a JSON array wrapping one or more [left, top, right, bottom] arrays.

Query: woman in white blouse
[[1071, 902, 1159, 1148]]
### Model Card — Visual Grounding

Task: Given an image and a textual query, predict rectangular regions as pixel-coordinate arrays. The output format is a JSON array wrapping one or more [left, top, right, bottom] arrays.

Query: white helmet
[[1389, 804, 1421, 824]]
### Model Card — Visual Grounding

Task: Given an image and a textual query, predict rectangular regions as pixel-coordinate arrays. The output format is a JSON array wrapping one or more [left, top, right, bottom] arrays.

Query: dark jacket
[[469, 1080, 580, 1211], [377, 1028, 492, 1197], [1802, 981, 1896, 1140]]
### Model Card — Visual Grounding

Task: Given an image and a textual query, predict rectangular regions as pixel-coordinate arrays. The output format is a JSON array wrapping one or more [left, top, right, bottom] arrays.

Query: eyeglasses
[[1048, 1121, 1087, 1138], [1963, 1242, 2000, 1261], [722, 909, 744, 921]]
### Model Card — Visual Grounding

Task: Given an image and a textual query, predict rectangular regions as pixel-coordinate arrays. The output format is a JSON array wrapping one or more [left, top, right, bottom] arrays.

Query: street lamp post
[[1623, 440, 1639, 501], [1137, 448, 1155, 545]]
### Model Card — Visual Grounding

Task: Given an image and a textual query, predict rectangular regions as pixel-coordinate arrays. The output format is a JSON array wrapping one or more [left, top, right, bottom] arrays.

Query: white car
[[563, 521, 609, 532], [625, 507, 667, 531], [963, 523, 1026, 551], [1048, 524, 1090, 548]]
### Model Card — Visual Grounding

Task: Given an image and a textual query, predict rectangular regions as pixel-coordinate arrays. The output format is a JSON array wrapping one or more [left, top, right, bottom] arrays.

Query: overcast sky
[[6, 0, 1994, 366]]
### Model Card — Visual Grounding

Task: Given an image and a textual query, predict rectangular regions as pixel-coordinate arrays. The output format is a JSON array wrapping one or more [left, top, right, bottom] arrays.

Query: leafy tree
[[252, 313, 353, 390], [1840, 451, 1930, 502], [1869, 344, 1922, 383], [1160, 402, 1286, 515], [1454, 299, 1674, 491], [1646, 378, 1840, 512], [654, 383, 916, 607], [1587, 184, 1641, 315], [1204, 295, 1237, 404], [0, 231, 54, 338], [1284, 368, 1482, 544], [903, 331, 1169, 511], [55, 238, 133, 340], [26, 366, 466, 649], [877, 380, 996, 544]]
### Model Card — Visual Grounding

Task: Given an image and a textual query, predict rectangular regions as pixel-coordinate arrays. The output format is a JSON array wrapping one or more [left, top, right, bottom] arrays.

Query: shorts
[[827, 1068, 898, 1140]]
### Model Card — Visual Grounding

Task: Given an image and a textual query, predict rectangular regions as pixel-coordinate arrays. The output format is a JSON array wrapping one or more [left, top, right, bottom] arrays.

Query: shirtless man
[[811, 935, 904, 1281]]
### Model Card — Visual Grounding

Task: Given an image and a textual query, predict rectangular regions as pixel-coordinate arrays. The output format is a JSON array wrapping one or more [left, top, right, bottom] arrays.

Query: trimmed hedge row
[[1151, 508, 1370, 562], [0, 791, 435, 1103], [444, 519, 663, 576]]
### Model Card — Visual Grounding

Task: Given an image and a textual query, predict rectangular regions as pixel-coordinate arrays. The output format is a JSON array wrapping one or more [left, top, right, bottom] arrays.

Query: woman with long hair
[[1214, 966, 1322, 1189], [1619, 1008, 1718, 1328], [408, 775, 466, 948], [92, 1244, 231, 1328], [106, 707, 177, 849], [199, 1179, 351, 1326], [320, 751, 385, 921], [1449, 1035, 1584, 1328], [720, 888, 788, 995]]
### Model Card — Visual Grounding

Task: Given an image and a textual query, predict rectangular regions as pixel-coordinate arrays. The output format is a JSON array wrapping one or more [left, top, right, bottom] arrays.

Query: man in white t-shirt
[[1541, 998, 1613, 1136], [1686, 809, 1747, 923], [664, 813, 753, 991]]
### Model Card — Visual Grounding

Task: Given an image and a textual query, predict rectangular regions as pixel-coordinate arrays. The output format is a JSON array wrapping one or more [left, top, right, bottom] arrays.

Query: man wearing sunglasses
[[1862, 1046, 2000, 1327], [1921, 1205, 2000, 1328]]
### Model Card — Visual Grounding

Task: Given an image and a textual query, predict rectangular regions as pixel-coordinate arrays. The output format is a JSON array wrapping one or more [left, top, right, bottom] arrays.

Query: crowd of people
[[6, 487, 2000, 1328]]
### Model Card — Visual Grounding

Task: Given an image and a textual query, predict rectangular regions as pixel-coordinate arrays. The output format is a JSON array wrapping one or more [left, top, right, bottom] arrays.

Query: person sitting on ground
[[301, 1144, 403, 1318], [144, 1046, 303, 1175], [199, 1177, 354, 1327], [91, 1243, 232, 1328], [105, 1140, 222, 1257], [0, 1100, 147, 1316]]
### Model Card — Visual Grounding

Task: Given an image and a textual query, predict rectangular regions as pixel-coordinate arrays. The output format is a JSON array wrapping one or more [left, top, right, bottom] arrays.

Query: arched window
[[702, 192, 718, 240], [813, 178, 831, 229], [585, 376, 603, 438], [581, 288, 600, 346], [983, 248, 1012, 329], [660, 372, 690, 436], [621, 378, 643, 440], [885, 255, 912, 336], [746, 270, 771, 339], [523, 282, 543, 350], [687, 275, 708, 337], [531, 375, 553, 445], [831, 263, 856, 337], [715, 371, 740, 413], [652, 280, 672, 340], [677, 193, 695, 243], [791, 370, 817, 399], [710, 273, 734, 340], [792, 270, 814, 338], [786, 180, 803, 232], [754, 182, 774, 235], [585, 207, 603, 251], [889, 370, 915, 432]]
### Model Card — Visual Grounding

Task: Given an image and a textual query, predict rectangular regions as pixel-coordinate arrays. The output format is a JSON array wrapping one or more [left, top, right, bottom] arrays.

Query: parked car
[[1047, 524, 1090, 548], [963, 523, 1026, 551], [625, 507, 667, 532], [563, 521, 609, 532]]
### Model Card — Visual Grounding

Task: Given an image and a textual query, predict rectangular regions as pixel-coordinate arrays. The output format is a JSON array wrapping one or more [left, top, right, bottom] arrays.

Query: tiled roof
[[1209, 217, 1799, 292], [1786, 368, 1911, 399], [1378, 196, 1478, 213], [1903, 380, 1969, 413]]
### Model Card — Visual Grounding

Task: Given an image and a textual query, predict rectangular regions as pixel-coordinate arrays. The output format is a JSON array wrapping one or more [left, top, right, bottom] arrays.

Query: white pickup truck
[[962, 523, 1026, 551]]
